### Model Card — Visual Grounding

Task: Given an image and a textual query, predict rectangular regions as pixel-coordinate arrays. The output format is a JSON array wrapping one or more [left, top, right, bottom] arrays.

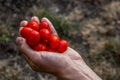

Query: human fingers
[[41, 17, 58, 35], [31, 16, 40, 23], [20, 20, 28, 27], [16, 37, 42, 63], [20, 16, 40, 28]]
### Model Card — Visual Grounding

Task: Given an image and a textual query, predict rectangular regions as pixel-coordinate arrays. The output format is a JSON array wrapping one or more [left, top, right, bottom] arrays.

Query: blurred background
[[0, 0, 120, 80]]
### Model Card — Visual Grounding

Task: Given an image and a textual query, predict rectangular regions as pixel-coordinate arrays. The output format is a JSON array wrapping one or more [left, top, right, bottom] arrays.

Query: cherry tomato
[[26, 30, 40, 46], [20, 18, 69, 53], [20, 27, 40, 46], [39, 29, 51, 43], [49, 35, 60, 49], [20, 27, 32, 38], [33, 43, 46, 51], [39, 21, 50, 31], [57, 40, 68, 53], [26, 21, 39, 31]]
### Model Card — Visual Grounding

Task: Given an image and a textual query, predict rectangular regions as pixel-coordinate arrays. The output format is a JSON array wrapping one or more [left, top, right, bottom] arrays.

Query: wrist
[[56, 61, 102, 80], [56, 61, 90, 80]]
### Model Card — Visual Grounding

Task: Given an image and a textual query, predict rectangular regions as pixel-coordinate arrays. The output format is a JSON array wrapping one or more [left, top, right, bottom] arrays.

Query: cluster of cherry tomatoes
[[20, 19, 68, 53]]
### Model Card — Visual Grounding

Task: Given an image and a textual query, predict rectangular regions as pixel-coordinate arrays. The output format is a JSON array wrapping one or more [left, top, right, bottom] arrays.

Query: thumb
[[16, 37, 37, 59]]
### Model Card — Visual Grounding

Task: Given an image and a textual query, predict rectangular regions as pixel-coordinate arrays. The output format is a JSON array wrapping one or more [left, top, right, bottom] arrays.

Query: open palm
[[16, 16, 83, 75]]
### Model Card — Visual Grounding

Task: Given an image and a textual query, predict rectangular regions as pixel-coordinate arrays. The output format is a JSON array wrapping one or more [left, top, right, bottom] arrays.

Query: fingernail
[[31, 16, 39, 23], [20, 20, 28, 27], [16, 37, 24, 45]]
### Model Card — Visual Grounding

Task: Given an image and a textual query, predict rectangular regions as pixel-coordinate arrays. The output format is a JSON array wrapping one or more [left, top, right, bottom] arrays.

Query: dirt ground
[[0, 0, 120, 80]]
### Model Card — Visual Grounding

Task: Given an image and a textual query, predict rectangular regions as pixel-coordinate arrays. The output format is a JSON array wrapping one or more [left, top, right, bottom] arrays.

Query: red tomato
[[20, 27, 32, 39], [26, 30, 40, 46], [33, 43, 46, 51], [20, 27, 40, 46], [39, 29, 51, 43], [49, 35, 60, 49], [20, 19, 69, 53], [26, 21, 39, 31], [39, 21, 50, 31], [57, 40, 68, 53]]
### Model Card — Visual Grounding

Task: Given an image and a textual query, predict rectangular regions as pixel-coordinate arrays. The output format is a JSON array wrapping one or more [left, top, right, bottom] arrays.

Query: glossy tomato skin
[[32, 43, 46, 51], [57, 40, 68, 53], [26, 30, 40, 46], [20, 27, 40, 46], [20, 27, 32, 38], [49, 35, 60, 49], [39, 29, 51, 43], [20, 19, 69, 52], [39, 21, 50, 31], [26, 21, 39, 31]]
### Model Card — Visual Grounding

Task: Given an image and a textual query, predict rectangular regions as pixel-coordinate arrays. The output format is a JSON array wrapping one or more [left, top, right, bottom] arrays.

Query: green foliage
[[34, 9, 70, 39], [0, 34, 10, 42]]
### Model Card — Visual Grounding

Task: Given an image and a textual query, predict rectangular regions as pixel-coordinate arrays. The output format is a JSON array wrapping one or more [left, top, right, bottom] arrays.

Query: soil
[[0, 0, 120, 80]]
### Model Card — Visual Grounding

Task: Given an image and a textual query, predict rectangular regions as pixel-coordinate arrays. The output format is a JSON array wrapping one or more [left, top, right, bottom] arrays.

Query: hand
[[16, 16, 102, 80]]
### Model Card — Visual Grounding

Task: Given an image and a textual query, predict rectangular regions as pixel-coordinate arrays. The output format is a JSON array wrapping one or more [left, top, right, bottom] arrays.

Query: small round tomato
[[39, 29, 51, 43], [49, 35, 60, 49], [57, 40, 68, 53], [26, 30, 40, 46], [20, 27, 32, 39], [39, 21, 50, 31], [32, 43, 46, 51], [26, 21, 39, 31]]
